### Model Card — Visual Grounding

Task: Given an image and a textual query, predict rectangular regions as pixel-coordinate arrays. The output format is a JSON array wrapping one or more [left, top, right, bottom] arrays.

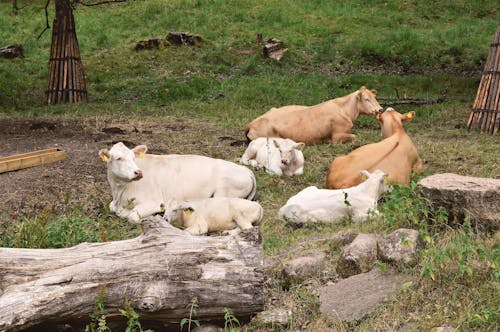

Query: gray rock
[[255, 308, 291, 326], [418, 173, 500, 231], [378, 228, 423, 267], [337, 233, 379, 278], [330, 229, 359, 249], [192, 324, 222, 332], [319, 268, 411, 323], [282, 252, 326, 286]]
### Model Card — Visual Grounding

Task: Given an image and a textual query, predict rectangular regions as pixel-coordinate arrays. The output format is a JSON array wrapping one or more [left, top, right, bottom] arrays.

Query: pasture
[[0, 1, 499, 331]]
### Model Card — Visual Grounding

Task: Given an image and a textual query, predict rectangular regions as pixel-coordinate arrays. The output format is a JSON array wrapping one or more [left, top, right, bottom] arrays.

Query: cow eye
[[117, 157, 122, 161]]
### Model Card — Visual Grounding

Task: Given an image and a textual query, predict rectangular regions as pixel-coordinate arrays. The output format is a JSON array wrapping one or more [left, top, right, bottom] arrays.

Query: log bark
[[0, 216, 264, 332]]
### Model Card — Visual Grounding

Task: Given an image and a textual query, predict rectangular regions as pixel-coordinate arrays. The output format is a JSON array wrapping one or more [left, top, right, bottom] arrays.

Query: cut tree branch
[[76, 0, 129, 6]]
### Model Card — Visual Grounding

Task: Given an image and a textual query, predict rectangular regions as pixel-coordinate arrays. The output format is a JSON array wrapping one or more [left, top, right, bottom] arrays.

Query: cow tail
[[244, 126, 252, 142], [247, 171, 257, 200]]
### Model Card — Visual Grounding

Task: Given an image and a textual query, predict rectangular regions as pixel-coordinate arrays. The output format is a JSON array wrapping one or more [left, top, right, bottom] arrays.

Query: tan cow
[[326, 108, 423, 189], [244, 86, 383, 144]]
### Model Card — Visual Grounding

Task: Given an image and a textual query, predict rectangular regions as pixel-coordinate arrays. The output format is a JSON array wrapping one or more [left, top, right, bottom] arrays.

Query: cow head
[[360, 169, 390, 196], [357, 86, 383, 115], [376, 107, 416, 138], [273, 139, 305, 167], [163, 201, 193, 228], [99, 142, 147, 183]]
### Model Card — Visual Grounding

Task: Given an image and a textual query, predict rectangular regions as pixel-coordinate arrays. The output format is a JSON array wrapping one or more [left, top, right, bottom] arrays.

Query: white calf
[[279, 170, 389, 224], [240, 137, 305, 176], [99, 142, 257, 223], [164, 197, 263, 235]]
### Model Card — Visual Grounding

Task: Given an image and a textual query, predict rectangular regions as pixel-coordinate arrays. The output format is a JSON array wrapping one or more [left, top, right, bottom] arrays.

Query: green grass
[[0, 0, 499, 331]]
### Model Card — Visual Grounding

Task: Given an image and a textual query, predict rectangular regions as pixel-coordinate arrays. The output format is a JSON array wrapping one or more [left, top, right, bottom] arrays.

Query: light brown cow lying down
[[326, 108, 423, 189], [244, 86, 383, 145]]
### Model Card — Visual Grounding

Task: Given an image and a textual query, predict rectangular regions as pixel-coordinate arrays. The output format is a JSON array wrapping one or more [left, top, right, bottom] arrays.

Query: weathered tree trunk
[[46, 0, 87, 104], [0, 216, 264, 332]]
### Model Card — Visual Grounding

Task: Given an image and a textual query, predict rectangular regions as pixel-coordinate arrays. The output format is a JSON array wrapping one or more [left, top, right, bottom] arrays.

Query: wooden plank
[[0, 149, 67, 173]]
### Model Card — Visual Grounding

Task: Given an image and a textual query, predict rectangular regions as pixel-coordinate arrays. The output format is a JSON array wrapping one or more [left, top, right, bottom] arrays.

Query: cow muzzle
[[133, 169, 143, 180]]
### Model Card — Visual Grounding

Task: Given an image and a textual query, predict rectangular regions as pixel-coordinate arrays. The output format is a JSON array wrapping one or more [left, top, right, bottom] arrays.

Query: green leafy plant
[[180, 297, 200, 332], [120, 299, 154, 332], [85, 291, 110, 332], [223, 307, 240, 332]]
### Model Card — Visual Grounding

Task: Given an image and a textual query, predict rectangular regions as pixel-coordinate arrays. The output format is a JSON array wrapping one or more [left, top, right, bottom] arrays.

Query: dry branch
[[378, 97, 445, 107], [0, 216, 264, 331]]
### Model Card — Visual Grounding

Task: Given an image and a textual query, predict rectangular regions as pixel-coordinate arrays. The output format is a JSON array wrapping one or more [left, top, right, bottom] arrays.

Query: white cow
[[279, 170, 389, 224], [164, 197, 263, 235], [99, 142, 257, 223], [240, 137, 305, 176]]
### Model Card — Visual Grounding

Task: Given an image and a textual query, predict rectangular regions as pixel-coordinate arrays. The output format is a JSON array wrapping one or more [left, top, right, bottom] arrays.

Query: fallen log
[[378, 97, 445, 107], [0, 216, 264, 331]]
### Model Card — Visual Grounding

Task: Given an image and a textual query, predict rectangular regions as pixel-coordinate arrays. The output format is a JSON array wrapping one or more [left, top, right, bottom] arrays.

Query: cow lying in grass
[[99, 142, 257, 223], [240, 137, 305, 176], [279, 170, 389, 224], [244, 86, 383, 144], [326, 108, 423, 189], [163, 197, 263, 235]]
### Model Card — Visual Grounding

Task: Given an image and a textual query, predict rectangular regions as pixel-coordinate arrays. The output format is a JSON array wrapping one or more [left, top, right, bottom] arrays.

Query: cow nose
[[134, 170, 143, 180], [282, 160, 289, 165]]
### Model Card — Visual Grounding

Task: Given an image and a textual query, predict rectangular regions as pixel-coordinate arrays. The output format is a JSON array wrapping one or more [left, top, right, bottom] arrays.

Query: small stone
[[255, 308, 291, 326], [337, 233, 379, 278], [378, 228, 423, 267]]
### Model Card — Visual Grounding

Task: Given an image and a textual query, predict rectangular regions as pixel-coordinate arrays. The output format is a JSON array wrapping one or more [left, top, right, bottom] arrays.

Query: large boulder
[[319, 268, 411, 323], [418, 173, 499, 232], [378, 228, 423, 267], [337, 233, 379, 278]]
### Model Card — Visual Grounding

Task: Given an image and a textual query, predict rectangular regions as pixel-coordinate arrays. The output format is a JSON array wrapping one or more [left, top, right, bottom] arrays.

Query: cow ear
[[375, 112, 383, 121], [371, 89, 377, 95], [99, 149, 110, 163], [183, 207, 195, 216], [402, 111, 416, 122], [133, 145, 148, 157], [295, 142, 305, 150], [359, 170, 370, 180], [273, 140, 280, 148], [357, 90, 362, 100]]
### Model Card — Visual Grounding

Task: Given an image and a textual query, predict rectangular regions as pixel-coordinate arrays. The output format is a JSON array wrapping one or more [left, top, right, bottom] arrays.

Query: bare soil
[[0, 117, 246, 218]]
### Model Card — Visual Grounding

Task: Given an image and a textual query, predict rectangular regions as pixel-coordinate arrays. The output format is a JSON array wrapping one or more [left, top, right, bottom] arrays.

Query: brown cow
[[326, 108, 423, 189], [244, 86, 383, 144]]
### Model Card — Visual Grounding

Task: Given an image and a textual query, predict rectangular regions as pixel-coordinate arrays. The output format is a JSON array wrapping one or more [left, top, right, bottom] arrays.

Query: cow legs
[[184, 217, 209, 235], [331, 133, 356, 143], [128, 201, 165, 223], [240, 147, 257, 165]]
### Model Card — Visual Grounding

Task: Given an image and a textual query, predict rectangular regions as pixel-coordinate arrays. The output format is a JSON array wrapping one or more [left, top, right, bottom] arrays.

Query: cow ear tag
[[384, 177, 388, 184], [183, 208, 193, 216], [139, 152, 145, 158], [360, 174, 367, 181], [406, 112, 414, 119], [101, 155, 109, 163], [376, 113, 382, 121]]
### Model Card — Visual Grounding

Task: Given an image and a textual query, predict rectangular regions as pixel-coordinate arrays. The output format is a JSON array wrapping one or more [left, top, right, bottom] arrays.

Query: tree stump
[[0, 216, 264, 331], [418, 173, 500, 232]]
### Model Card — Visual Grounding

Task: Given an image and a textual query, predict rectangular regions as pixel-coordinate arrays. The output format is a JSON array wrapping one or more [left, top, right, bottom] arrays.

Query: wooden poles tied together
[[468, 24, 500, 134], [46, 1, 87, 105]]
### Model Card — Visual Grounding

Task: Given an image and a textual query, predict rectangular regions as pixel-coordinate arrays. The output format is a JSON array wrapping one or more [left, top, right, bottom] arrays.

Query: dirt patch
[[0, 117, 247, 218]]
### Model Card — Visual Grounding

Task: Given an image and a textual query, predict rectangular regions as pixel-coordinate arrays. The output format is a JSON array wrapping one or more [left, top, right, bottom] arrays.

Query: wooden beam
[[0, 148, 67, 173]]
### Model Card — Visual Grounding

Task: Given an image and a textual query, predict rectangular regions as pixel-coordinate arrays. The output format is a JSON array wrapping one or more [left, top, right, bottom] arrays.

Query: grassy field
[[0, 0, 499, 331]]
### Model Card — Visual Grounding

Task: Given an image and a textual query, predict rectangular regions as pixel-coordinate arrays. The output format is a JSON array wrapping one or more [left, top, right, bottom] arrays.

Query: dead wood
[[0, 44, 24, 59], [378, 97, 445, 107], [0, 216, 264, 332]]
